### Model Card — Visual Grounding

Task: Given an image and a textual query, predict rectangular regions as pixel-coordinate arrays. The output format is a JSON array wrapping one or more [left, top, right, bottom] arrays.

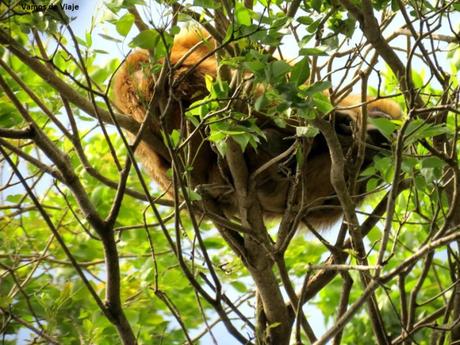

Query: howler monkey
[[113, 28, 402, 227]]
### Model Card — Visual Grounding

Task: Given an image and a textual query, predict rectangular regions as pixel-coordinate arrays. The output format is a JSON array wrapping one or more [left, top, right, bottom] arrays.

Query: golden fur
[[113, 29, 402, 227]]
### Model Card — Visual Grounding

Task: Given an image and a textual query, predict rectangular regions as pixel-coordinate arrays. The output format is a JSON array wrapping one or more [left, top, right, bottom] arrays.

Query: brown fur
[[113, 29, 402, 227]]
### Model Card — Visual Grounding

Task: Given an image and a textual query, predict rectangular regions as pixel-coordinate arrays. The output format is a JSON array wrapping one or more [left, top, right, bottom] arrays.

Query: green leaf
[[130, 30, 160, 51], [169, 129, 181, 148], [271, 60, 291, 79], [187, 188, 202, 201], [405, 120, 450, 144], [414, 174, 427, 190], [208, 130, 227, 143], [85, 31, 93, 47], [93, 49, 109, 54], [411, 69, 424, 89], [116, 13, 134, 37], [0, 103, 23, 127], [296, 126, 319, 138], [299, 47, 328, 56], [231, 281, 247, 292], [421, 166, 440, 183], [215, 139, 228, 157], [254, 94, 268, 111], [366, 177, 378, 192], [360, 165, 376, 177], [90, 186, 106, 208], [421, 156, 444, 169], [312, 92, 333, 114], [244, 60, 266, 74], [311, 0, 322, 11], [291, 57, 310, 86], [98, 33, 123, 43], [401, 156, 417, 173], [451, 45, 460, 69], [302, 81, 331, 96], [6, 194, 22, 203], [170, 26, 181, 35], [374, 156, 394, 183], [203, 238, 224, 249], [232, 133, 251, 152], [297, 16, 313, 25], [368, 117, 398, 139], [193, 0, 221, 9], [268, 322, 282, 330], [235, 3, 252, 26]]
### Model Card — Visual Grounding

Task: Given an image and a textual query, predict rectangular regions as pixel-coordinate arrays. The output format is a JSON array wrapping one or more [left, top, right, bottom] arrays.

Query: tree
[[0, 0, 459, 344]]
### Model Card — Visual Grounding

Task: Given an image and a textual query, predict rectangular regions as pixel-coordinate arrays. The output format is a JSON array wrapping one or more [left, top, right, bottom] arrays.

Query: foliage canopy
[[0, 0, 459, 344]]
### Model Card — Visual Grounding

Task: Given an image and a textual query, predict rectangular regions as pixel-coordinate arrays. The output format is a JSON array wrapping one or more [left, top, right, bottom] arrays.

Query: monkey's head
[[333, 97, 402, 153]]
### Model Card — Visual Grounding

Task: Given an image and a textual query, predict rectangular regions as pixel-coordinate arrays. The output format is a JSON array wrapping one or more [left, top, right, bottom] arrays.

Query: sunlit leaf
[[116, 13, 134, 37]]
